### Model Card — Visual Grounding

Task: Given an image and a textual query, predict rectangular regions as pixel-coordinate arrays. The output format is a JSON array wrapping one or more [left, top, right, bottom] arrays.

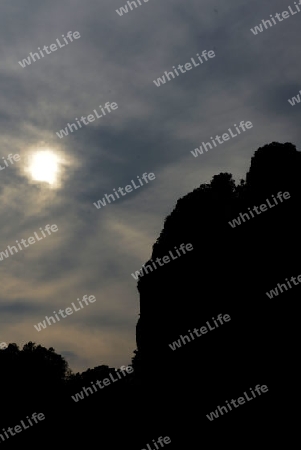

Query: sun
[[28, 150, 60, 185]]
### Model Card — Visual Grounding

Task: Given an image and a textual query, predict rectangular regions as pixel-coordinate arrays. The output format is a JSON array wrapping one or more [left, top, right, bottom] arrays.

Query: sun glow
[[28, 150, 61, 185]]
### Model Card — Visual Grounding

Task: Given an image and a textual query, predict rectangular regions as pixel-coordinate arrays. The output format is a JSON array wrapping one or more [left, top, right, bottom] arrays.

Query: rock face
[[133, 142, 299, 441]]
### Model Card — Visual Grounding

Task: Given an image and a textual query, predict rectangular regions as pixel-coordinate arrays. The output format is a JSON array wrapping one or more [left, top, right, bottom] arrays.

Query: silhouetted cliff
[[133, 141, 298, 443]]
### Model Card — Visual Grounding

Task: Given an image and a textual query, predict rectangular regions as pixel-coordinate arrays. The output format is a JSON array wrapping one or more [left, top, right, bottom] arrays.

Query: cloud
[[1, 0, 300, 371]]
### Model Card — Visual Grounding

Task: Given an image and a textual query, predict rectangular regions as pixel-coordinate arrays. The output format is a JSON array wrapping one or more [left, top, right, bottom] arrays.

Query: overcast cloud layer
[[1, 0, 300, 372]]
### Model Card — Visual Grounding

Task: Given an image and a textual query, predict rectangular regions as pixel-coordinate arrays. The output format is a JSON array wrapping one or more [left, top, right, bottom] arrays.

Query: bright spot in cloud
[[27, 150, 60, 185]]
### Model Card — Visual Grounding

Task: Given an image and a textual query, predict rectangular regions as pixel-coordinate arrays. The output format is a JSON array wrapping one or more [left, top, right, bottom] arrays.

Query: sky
[[1, 0, 300, 372]]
